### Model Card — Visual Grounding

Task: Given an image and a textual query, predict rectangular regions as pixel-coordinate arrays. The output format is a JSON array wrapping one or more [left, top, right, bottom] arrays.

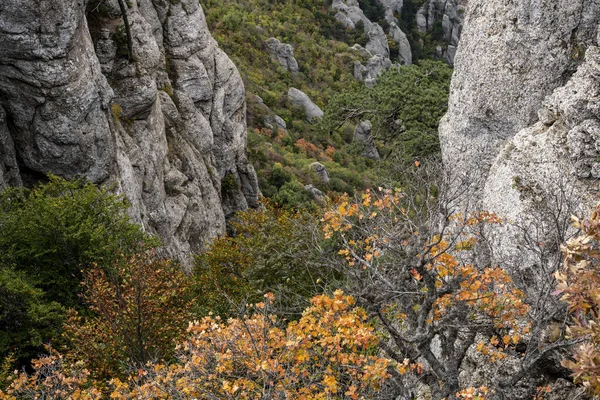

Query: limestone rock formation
[[309, 162, 330, 184], [287, 88, 324, 122], [0, 0, 259, 262], [440, 0, 600, 195], [304, 183, 326, 205], [389, 22, 412, 65], [440, 0, 600, 268], [331, 0, 371, 29], [265, 38, 299, 74], [353, 120, 380, 160], [416, 0, 465, 64], [376, 0, 403, 24], [365, 23, 390, 58], [354, 55, 392, 87]]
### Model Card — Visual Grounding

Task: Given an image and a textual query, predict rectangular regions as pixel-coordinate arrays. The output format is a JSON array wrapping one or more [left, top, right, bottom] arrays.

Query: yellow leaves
[[456, 386, 490, 400], [323, 374, 338, 393], [556, 202, 600, 396]]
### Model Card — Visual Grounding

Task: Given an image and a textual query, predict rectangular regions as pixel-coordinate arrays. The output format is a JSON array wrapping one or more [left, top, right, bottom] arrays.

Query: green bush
[[0, 175, 158, 308], [319, 60, 452, 168], [0, 267, 65, 370]]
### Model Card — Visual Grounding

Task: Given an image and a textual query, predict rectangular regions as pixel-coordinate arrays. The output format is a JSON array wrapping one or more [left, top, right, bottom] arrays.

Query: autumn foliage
[[2, 292, 400, 399], [64, 252, 194, 379], [321, 186, 530, 397], [555, 201, 600, 395]]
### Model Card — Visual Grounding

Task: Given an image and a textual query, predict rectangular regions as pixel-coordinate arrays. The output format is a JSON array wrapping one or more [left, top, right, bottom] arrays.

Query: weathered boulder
[[265, 37, 299, 74], [0, 0, 259, 263], [353, 120, 380, 159], [365, 23, 390, 58], [350, 43, 373, 59], [331, 0, 371, 29], [309, 162, 330, 184], [288, 88, 324, 122], [389, 22, 412, 65], [304, 184, 327, 205], [264, 115, 287, 131], [354, 55, 392, 87]]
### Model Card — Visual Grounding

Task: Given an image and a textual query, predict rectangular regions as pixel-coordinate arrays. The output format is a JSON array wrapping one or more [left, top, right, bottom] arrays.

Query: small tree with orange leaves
[[63, 251, 195, 379], [0, 348, 102, 400], [2, 292, 407, 399], [320, 164, 558, 399], [555, 201, 600, 396]]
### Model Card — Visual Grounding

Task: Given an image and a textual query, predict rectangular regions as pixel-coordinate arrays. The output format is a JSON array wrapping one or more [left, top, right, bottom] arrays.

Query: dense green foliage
[[0, 177, 158, 372], [320, 60, 452, 166], [194, 201, 337, 317], [0, 176, 158, 308], [0, 268, 65, 368]]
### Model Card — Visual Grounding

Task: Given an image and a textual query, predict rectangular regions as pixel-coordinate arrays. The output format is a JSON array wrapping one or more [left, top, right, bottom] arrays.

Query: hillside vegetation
[[201, 0, 452, 208]]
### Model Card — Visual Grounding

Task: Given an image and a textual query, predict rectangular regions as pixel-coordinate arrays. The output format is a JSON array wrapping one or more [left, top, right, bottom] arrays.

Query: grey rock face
[[376, 0, 403, 24], [365, 23, 390, 58], [288, 88, 324, 122], [440, 0, 600, 270], [389, 23, 412, 65], [265, 38, 299, 74], [416, 0, 465, 64], [309, 162, 330, 184], [0, 0, 259, 263], [440, 0, 600, 193], [331, 0, 371, 29], [354, 55, 392, 87], [350, 44, 373, 59], [353, 120, 380, 159], [304, 184, 327, 205]]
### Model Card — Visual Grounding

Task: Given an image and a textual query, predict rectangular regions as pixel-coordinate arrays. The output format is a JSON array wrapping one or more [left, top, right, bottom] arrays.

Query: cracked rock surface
[[0, 0, 259, 263]]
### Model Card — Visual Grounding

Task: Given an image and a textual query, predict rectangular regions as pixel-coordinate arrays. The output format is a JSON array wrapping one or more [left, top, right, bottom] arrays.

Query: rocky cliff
[[0, 0, 259, 261], [440, 0, 600, 264]]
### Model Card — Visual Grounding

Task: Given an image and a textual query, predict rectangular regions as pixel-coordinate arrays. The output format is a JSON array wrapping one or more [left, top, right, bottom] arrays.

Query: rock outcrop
[[389, 22, 412, 65], [333, 0, 400, 85], [377, 0, 403, 24], [309, 162, 330, 184], [287, 88, 324, 122], [0, 0, 259, 262], [416, 0, 465, 64], [440, 0, 600, 266], [353, 55, 392, 87], [331, 0, 371, 29], [265, 38, 299, 74], [353, 120, 379, 160]]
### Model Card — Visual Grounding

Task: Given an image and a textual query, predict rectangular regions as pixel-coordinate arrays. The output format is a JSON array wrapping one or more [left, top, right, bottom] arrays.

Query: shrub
[[0, 176, 157, 309]]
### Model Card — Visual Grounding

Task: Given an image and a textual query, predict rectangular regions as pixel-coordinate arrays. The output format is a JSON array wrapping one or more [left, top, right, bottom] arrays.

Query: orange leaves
[[555, 201, 600, 395], [410, 268, 423, 281], [64, 252, 194, 379], [456, 386, 490, 400], [0, 349, 103, 400]]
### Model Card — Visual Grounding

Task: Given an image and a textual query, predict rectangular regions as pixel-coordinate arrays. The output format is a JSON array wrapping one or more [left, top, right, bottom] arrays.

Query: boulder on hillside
[[353, 120, 380, 160], [310, 162, 330, 184], [265, 38, 299, 74], [288, 88, 324, 122]]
